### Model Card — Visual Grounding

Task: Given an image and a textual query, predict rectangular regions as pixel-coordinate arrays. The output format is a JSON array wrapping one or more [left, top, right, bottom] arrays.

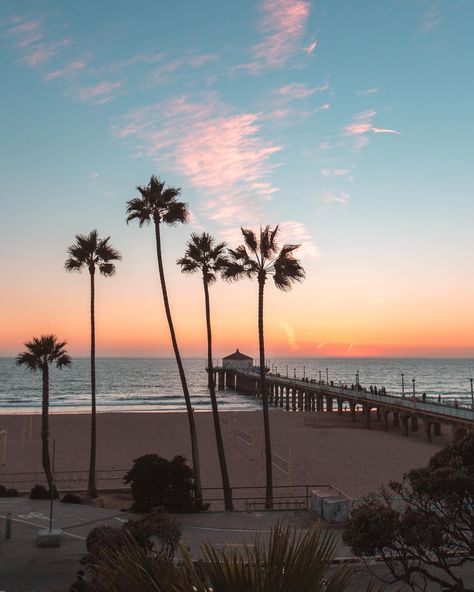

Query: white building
[[222, 349, 253, 370]]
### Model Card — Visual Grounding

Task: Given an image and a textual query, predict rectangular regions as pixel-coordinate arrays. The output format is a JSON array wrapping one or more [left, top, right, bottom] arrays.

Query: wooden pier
[[209, 367, 474, 443]]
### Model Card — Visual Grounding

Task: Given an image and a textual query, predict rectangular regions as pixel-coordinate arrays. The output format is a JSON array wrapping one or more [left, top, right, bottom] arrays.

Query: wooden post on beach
[[288, 446, 293, 488], [0, 430, 7, 465]]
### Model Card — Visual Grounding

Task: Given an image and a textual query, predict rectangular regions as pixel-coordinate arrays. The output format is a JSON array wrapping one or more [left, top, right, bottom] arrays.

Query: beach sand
[[0, 409, 448, 499]]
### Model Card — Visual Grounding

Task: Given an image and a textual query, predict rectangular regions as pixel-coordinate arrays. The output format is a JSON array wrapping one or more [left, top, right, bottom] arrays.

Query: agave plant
[[89, 524, 359, 592]]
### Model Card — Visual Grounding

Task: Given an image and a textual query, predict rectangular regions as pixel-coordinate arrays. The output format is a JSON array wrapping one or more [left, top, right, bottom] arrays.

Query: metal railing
[[234, 369, 474, 423]]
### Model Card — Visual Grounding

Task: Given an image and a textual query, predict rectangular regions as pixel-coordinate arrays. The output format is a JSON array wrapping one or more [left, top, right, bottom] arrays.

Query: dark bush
[[124, 454, 196, 513], [82, 509, 181, 567], [5, 488, 18, 497], [30, 484, 50, 499], [0, 485, 7, 497], [61, 493, 82, 504]]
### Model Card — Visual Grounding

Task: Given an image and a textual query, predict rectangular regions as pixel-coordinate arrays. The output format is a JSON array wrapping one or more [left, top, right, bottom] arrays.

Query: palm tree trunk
[[88, 268, 98, 497], [41, 365, 54, 492], [258, 273, 273, 509], [154, 222, 203, 508], [203, 277, 233, 511]]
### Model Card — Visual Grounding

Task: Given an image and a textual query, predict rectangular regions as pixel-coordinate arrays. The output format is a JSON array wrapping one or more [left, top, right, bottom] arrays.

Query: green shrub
[[30, 484, 50, 499], [124, 454, 196, 513], [61, 493, 82, 504], [82, 509, 181, 568]]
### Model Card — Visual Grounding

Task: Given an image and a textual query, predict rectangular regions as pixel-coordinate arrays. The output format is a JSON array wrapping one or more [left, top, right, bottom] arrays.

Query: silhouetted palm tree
[[224, 226, 305, 508], [126, 176, 203, 507], [178, 233, 233, 511], [16, 335, 71, 493], [65, 230, 121, 497]]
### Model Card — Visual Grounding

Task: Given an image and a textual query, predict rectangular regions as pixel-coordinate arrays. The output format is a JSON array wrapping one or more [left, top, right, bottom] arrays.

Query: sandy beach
[[0, 409, 448, 499]]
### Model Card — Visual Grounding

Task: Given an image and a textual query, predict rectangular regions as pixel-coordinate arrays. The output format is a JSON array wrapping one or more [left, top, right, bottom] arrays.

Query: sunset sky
[[1, 0, 473, 358]]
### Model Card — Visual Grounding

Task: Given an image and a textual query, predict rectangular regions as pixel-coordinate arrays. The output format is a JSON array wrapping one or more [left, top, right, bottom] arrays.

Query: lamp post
[[303, 366, 306, 379], [319, 370, 322, 384], [356, 371, 360, 388], [401, 373, 405, 398], [286, 364, 288, 378], [412, 378, 416, 400], [470, 378, 473, 411], [275, 366, 278, 375], [326, 367, 329, 384]]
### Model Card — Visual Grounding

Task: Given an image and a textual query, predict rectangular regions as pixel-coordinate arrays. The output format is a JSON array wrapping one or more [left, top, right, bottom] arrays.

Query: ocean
[[1, 357, 473, 413]]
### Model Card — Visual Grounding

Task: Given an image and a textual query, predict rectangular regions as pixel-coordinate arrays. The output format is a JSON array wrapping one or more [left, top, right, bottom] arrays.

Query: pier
[[209, 367, 474, 443]]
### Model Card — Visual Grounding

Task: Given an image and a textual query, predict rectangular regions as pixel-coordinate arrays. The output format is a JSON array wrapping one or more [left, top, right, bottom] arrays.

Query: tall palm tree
[[178, 233, 233, 511], [16, 335, 71, 493], [126, 175, 203, 507], [65, 230, 121, 498], [224, 226, 305, 508]]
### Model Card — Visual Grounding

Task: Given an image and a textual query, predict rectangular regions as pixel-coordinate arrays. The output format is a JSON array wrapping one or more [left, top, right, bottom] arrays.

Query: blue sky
[[1, 0, 473, 357]]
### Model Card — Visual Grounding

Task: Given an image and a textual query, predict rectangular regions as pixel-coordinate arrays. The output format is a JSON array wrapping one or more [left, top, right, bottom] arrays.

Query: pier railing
[[231, 368, 474, 422]]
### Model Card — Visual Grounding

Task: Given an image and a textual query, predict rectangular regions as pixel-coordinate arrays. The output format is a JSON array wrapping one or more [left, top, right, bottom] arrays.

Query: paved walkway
[[0, 497, 349, 591]]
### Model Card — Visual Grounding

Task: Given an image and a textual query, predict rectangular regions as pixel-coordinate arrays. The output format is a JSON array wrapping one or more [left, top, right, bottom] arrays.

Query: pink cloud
[[73, 81, 122, 104], [251, 0, 311, 70], [45, 58, 87, 81], [114, 96, 282, 225], [304, 39, 318, 54], [278, 82, 329, 99], [345, 110, 400, 147], [148, 53, 217, 85], [6, 18, 71, 68]]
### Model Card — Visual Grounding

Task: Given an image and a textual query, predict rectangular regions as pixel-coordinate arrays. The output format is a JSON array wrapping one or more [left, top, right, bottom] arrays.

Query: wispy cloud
[[356, 87, 379, 96], [4, 16, 71, 68], [372, 127, 401, 135], [321, 167, 352, 177], [277, 82, 329, 100], [345, 110, 400, 148], [318, 190, 350, 205], [304, 39, 317, 54], [279, 321, 299, 350], [148, 53, 217, 85], [45, 58, 87, 81], [114, 95, 282, 224], [421, 1, 442, 31], [249, 0, 311, 71], [72, 81, 122, 105]]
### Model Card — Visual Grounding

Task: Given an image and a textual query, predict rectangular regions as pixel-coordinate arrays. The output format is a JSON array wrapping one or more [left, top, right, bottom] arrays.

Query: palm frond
[[16, 335, 71, 370], [176, 256, 200, 275], [161, 200, 189, 225], [241, 228, 258, 253], [273, 246, 305, 292], [260, 224, 279, 260], [99, 262, 117, 277], [66, 231, 120, 276], [64, 257, 84, 273], [126, 197, 152, 227]]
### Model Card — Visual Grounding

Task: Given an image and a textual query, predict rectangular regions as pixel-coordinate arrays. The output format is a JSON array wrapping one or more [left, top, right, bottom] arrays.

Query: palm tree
[[224, 226, 305, 508], [16, 335, 71, 493], [65, 230, 121, 498], [126, 175, 203, 507], [178, 233, 233, 511]]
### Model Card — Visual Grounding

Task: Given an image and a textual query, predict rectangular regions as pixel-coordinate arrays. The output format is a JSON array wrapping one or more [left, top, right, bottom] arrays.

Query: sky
[[0, 0, 473, 358]]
